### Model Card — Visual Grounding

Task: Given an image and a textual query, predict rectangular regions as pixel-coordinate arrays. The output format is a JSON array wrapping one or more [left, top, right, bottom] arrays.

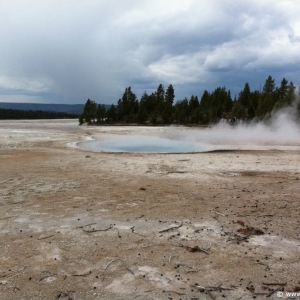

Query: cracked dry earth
[[0, 120, 300, 300]]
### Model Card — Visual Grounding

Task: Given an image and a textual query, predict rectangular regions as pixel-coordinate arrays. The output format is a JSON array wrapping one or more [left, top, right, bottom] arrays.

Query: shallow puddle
[[79, 135, 210, 153]]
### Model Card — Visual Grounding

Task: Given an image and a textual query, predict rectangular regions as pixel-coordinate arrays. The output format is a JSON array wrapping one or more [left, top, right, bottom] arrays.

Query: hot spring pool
[[79, 135, 210, 153]]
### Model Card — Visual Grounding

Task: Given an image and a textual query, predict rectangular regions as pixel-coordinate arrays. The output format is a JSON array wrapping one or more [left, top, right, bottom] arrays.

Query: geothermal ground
[[0, 120, 300, 300]]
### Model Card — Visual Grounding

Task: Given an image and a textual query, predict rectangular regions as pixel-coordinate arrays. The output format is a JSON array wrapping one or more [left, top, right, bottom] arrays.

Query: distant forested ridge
[[0, 103, 85, 115], [0, 108, 79, 120], [79, 75, 300, 126]]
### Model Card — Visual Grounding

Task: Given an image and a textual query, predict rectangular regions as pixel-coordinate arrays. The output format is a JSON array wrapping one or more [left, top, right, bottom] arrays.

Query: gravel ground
[[0, 120, 300, 300]]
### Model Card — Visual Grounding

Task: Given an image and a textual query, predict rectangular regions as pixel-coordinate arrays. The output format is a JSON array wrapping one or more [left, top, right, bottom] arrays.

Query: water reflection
[[79, 135, 209, 153]]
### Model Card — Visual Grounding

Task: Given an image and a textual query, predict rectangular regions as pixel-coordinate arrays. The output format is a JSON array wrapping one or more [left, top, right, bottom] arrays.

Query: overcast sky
[[0, 0, 300, 105]]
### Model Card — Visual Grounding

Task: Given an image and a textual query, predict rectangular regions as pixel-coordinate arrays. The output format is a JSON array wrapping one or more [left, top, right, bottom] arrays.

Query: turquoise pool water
[[80, 135, 209, 153]]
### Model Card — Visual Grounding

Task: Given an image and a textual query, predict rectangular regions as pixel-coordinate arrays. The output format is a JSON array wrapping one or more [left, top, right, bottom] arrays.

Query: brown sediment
[[0, 120, 300, 299]]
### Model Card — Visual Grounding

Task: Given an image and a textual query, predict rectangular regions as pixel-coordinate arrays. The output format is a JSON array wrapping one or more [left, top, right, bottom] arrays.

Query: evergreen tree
[[79, 114, 84, 125], [248, 90, 260, 119], [174, 98, 189, 124], [258, 76, 276, 118], [277, 78, 289, 101], [106, 104, 117, 123], [116, 98, 124, 121], [239, 82, 251, 108], [162, 84, 175, 124], [284, 81, 295, 106], [142, 92, 154, 116], [137, 92, 149, 124], [154, 84, 165, 120], [199, 90, 211, 124], [263, 75, 275, 94], [224, 90, 233, 113], [0, 108, 78, 120], [188, 95, 200, 123], [164, 84, 175, 105], [209, 87, 231, 121], [82, 99, 97, 124], [77, 75, 299, 126], [189, 95, 199, 111], [118, 87, 138, 122], [231, 102, 247, 119], [137, 102, 148, 124], [96, 104, 106, 124]]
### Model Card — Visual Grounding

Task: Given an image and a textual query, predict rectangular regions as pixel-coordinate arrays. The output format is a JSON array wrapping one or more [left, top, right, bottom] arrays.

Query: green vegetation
[[78, 75, 298, 125], [0, 108, 79, 120], [0, 103, 84, 114]]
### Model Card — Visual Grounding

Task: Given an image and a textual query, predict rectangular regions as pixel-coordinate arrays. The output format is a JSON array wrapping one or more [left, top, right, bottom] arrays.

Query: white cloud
[[147, 52, 209, 84], [0, 76, 53, 94], [0, 0, 300, 103]]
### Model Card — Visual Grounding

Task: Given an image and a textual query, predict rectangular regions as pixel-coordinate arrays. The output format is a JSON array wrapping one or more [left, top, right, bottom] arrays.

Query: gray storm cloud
[[0, 0, 300, 104]]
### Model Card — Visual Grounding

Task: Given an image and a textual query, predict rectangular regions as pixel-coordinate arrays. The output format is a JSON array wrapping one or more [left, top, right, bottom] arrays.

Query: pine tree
[[82, 99, 97, 124], [263, 75, 275, 94], [106, 104, 117, 123], [189, 95, 200, 123], [96, 104, 106, 124], [199, 90, 211, 124], [137, 92, 149, 124], [117, 87, 138, 122], [258, 76, 276, 118], [79, 114, 84, 125], [155, 84, 165, 119], [162, 84, 175, 124]]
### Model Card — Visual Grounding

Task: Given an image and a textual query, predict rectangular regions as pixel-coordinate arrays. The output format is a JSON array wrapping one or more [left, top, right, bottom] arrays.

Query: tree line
[[80, 75, 300, 125], [0, 108, 79, 120]]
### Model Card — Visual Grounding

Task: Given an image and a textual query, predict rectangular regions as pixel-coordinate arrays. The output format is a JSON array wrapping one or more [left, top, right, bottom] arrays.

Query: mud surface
[[0, 120, 300, 300]]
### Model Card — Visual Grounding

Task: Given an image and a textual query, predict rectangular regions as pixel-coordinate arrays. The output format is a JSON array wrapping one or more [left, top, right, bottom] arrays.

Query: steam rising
[[168, 99, 300, 149], [80, 98, 300, 153]]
